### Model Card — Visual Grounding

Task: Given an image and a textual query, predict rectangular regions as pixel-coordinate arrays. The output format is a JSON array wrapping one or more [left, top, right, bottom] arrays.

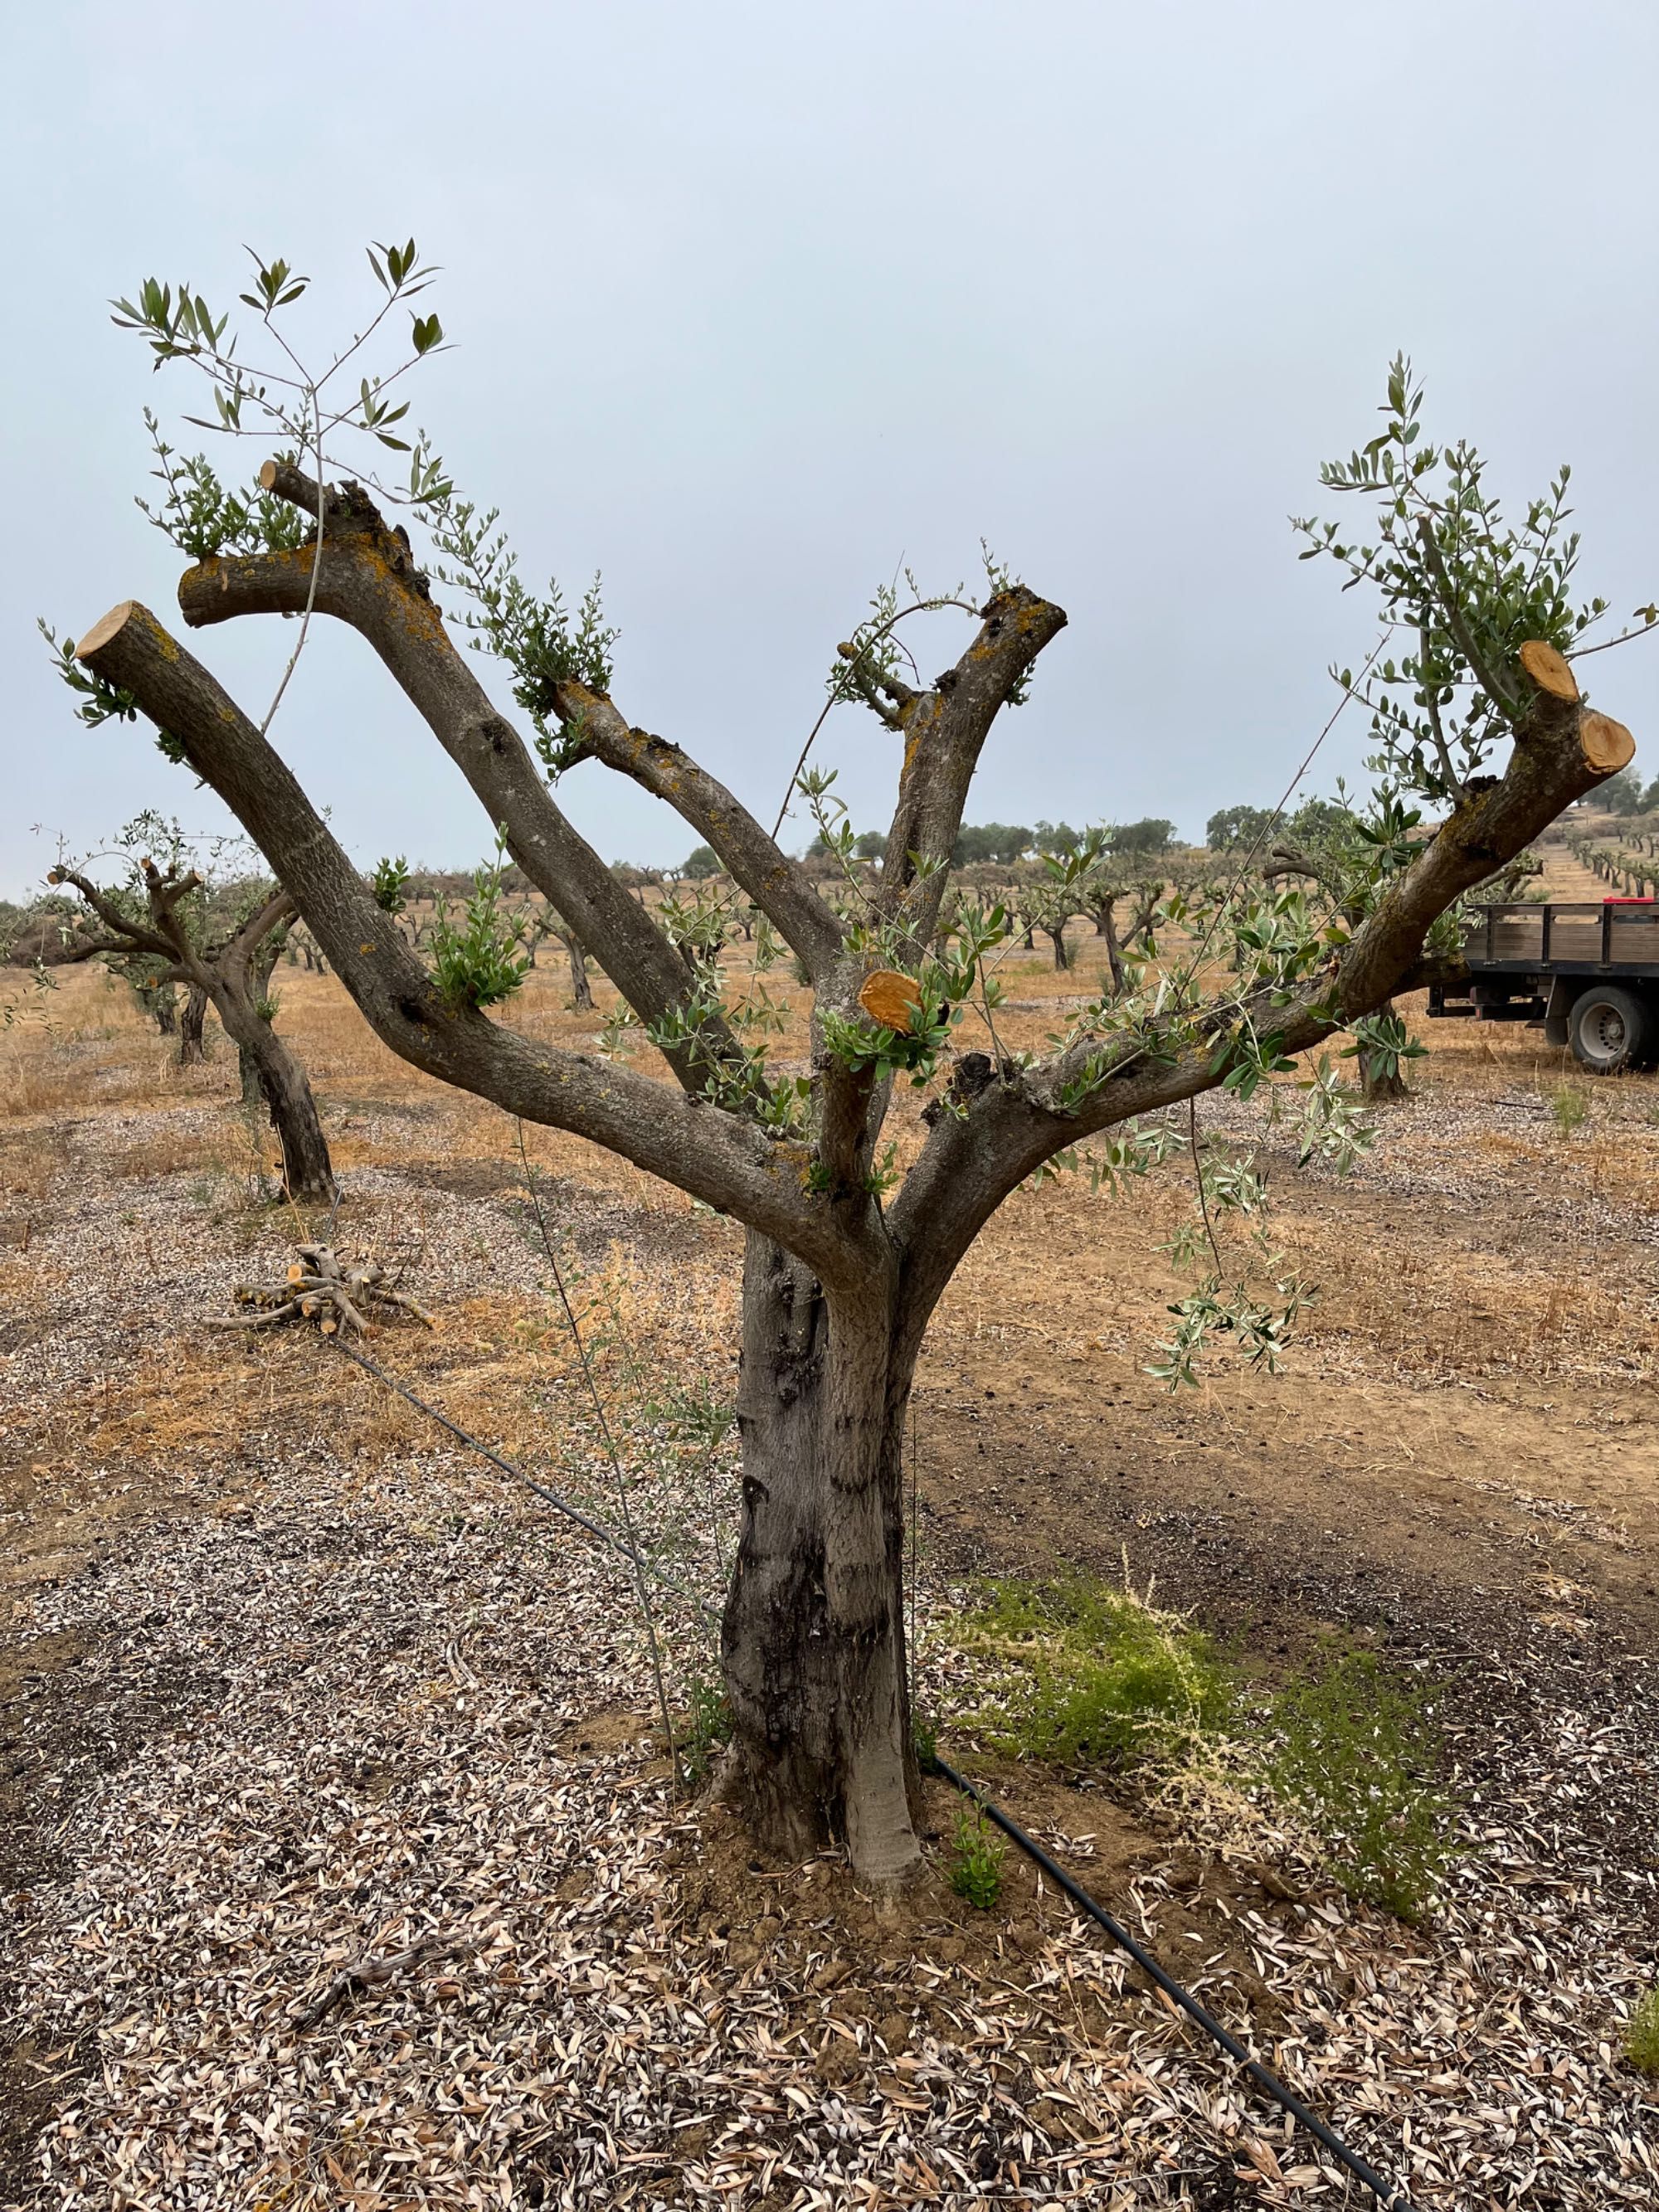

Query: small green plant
[[428, 836, 532, 1009], [679, 1675, 733, 1790], [1267, 1646, 1450, 1923], [911, 1709, 938, 1770], [946, 1805, 1005, 1909], [1548, 1082, 1590, 1139], [372, 854, 411, 916], [1623, 1986, 1659, 2076], [957, 1575, 1233, 1772]]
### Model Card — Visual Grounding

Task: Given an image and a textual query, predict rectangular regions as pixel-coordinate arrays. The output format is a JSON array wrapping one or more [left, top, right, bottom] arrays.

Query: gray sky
[[6, 0, 1658, 897]]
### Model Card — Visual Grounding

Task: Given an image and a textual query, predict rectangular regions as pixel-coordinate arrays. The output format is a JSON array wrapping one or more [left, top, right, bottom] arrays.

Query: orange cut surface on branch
[[1518, 639, 1579, 703], [859, 969, 922, 1033], [1582, 710, 1636, 773]]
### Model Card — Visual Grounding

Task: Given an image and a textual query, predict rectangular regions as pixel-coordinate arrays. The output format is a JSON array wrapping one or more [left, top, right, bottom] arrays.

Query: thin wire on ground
[[929, 1753, 1421, 2212], [330, 1337, 718, 1626]]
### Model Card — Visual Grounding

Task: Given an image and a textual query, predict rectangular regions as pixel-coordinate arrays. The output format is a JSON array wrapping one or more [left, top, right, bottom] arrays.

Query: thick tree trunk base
[[1360, 1000, 1412, 1102], [722, 1234, 921, 1884], [1361, 1062, 1411, 1102]]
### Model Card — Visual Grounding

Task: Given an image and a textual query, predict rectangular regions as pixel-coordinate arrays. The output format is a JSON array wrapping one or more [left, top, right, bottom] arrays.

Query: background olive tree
[[43, 812, 335, 1201], [53, 250, 1648, 1880]]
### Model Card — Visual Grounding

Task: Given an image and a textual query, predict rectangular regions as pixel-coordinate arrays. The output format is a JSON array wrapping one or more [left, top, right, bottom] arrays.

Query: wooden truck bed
[[1462, 900, 1659, 976]]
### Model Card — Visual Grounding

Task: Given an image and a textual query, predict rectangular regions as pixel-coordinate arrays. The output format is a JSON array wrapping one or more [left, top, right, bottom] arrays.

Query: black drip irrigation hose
[[330, 1339, 719, 1626], [332, 1339, 1421, 2210], [927, 1754, 1420, 2212]]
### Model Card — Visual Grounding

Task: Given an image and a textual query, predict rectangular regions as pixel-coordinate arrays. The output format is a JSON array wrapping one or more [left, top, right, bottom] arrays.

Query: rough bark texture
[[722, 1235, 918, 1879], [236, 934, 285, 1107], [209, 970, 333, 1202], [178, 984, 207, 1065], [1099, 901, 1126, 994], [228, 1007, 335, 1201]]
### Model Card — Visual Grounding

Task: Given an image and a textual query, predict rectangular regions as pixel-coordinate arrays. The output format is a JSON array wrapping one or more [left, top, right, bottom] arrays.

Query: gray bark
[[723, 1235, 918, 1878], [141, 980, 178, 1036], [178, 984, 208, 1064], [567, 934, 594, 1011], [236, 933, 285, 1107]]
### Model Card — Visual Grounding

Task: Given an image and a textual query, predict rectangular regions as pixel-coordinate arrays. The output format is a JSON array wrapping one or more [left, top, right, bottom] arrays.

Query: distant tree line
[[784, 815, 1179, 875]]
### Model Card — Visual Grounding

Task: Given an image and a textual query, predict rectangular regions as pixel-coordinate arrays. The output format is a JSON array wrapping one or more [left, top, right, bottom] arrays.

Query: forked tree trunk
[[722, 1233, 920, 1882], [178, 984, 208, 1064], [142, 980, 179, 1037]]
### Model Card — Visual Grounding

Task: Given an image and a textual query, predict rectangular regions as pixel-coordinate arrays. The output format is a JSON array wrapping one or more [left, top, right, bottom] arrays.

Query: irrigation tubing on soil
[[928, 1753, 1421, 2212], [331, 1341, 1421, 2209], [330, 1339, 719, 1626]]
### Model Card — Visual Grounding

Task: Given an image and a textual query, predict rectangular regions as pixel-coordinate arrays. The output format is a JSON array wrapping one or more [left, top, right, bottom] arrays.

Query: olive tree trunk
[[567, 933, 595, 1011], [1098, 900, 1126, 994], [75, 543, 1627, 1886], [178, 984, 208, 1063], [237, 936, 285, 1107], [1360, 995, 1411, 1102], [722, 1232, 920, 1879], [210, 971, 333, 1201]]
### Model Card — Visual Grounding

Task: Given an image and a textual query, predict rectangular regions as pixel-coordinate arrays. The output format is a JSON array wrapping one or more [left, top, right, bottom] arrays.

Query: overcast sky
[[5, 0, 1658, 897]]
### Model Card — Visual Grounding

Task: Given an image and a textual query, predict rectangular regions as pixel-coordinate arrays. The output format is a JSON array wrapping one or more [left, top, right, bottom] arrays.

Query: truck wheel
[[1569, 984, 1651, 1073]]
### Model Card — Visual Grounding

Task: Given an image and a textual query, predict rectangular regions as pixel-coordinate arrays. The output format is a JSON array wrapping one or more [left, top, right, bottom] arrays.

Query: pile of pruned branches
[[211, 1243, 433, 1337]]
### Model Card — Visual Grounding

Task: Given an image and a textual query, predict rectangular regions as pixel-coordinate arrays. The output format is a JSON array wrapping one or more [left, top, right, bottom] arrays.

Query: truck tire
[[1568, 983, 1652, 1074]]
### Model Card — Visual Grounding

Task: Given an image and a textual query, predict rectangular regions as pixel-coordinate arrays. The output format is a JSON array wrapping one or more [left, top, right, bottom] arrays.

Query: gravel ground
[[2, 1105, 1658, 2208]]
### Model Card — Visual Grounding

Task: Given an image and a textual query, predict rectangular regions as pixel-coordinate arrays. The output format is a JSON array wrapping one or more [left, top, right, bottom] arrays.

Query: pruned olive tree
[[55, 259, 1649, 1881], [45, 813, 334, 1202]]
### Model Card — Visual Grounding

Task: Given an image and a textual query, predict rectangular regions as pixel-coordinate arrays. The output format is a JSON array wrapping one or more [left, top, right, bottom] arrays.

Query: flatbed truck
[[1428, 899, 1659, 1072]]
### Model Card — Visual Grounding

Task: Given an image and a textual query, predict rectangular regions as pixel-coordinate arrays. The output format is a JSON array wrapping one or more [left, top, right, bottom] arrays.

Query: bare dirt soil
[[2, 856, 1657, 2208]]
